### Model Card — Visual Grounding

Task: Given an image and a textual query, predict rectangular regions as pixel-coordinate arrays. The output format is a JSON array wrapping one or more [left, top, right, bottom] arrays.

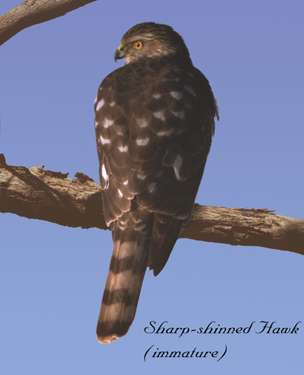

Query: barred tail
[[96, 229, 148, 344]]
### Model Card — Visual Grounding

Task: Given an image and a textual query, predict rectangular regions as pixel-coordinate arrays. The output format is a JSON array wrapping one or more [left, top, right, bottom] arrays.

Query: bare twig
[[0, 0, 96, 46], [0, 155, 303, 255]]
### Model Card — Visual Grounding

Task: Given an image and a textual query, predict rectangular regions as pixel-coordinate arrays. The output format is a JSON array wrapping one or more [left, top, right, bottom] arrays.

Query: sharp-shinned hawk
[[94, 22, 218, 344]]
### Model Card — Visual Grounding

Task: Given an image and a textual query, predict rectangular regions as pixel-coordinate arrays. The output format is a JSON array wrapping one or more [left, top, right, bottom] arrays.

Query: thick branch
[[0, 0, 96, 46], [0, 155, 303, 255]]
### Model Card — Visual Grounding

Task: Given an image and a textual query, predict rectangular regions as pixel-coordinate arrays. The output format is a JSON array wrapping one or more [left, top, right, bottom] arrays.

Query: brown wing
[[95, 59, 217, 274]]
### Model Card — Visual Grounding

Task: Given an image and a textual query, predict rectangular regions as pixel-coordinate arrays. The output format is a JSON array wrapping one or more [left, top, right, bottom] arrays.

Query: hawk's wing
[[95, 60, 217, 233]]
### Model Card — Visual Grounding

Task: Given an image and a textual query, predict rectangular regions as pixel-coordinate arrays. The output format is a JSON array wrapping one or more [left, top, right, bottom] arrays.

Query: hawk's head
[[115, 22, 190, 64]]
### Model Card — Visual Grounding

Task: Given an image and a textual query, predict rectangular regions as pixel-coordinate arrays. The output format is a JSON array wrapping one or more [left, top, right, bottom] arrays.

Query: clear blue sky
[[0, 0, 303, 373]]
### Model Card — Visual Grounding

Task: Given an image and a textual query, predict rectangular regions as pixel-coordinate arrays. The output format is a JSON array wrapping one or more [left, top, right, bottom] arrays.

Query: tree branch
[[0, 0, 96, 46], [0, 154, 303, 255]]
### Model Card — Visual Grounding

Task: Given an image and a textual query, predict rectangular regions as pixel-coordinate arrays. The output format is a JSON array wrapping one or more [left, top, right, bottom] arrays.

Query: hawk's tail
[[96, 228, 149, 344]]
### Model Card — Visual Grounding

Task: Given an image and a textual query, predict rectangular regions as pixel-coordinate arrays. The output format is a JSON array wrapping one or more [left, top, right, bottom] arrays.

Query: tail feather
[[96, 231, 148, 344], [148, 214, 182, 276]]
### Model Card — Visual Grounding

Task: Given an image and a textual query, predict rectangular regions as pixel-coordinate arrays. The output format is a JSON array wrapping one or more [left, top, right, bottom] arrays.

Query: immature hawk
[[94, 22, 218, 344]]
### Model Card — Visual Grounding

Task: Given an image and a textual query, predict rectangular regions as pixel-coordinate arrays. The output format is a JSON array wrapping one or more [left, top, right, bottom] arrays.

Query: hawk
[[94, 22, 218, 344]]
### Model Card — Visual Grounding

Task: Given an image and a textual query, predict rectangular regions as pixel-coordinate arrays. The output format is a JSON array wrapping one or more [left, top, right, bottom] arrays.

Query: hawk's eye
[[133, 41, 143, 50]]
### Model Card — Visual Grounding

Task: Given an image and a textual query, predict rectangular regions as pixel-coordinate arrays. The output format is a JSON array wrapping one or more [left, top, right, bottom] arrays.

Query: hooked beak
[[114, 45, 125, 61]]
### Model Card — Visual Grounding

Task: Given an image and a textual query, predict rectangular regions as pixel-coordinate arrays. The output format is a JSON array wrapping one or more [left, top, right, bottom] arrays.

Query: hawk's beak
[[114, 45, 125, 61]]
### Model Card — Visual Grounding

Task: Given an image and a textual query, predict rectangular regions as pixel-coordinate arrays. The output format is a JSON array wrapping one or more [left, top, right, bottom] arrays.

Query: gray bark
[[0, 0, 96, 46], [1, 154, 303, 255]]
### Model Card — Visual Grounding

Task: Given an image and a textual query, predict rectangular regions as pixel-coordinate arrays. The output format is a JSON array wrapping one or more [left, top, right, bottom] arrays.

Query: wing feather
[[95, 58, 217, 265]]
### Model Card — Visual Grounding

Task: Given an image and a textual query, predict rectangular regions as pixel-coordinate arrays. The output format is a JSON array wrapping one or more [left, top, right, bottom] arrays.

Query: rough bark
[[0, 0, 96, 46], [0, 154, 303, 255]]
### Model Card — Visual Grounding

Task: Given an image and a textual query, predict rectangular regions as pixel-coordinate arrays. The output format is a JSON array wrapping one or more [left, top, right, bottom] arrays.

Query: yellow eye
[[133, 40, 143, 49]]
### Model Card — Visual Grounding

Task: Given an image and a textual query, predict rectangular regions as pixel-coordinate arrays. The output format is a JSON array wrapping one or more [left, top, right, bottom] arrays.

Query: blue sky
[[0, 0, 303, 373]]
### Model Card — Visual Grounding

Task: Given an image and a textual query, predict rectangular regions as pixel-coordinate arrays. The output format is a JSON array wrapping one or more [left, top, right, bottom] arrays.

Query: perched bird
[[94, 22, 218, 344]]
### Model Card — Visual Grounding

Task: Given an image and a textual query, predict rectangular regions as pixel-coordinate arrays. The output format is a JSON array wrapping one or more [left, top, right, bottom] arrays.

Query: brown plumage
[[97, 222, 149, 343], [94, 22, 218, 344]]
